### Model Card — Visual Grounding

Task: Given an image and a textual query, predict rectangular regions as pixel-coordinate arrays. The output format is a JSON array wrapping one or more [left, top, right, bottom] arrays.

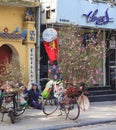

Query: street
[[0, 101, 116, 130]]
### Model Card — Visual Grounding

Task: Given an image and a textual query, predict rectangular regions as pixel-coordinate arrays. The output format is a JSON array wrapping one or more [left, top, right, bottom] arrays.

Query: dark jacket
[[28, 88, 40, 101]]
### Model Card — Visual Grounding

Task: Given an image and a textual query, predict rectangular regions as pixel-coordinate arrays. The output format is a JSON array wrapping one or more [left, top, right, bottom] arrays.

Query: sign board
[[29, 48, 35, 86], [41, 0, 116, 30]]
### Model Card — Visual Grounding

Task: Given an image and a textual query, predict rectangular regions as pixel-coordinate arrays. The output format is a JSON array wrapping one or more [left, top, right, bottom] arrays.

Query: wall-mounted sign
[[82, 8, 113, 25], [59, 19, 70, 23], [29, 48, 35, 86], [30, 30, 36, 41]]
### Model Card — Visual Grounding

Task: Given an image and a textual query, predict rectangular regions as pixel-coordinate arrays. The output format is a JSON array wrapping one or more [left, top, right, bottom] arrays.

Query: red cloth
[[43, 38, 58, 62]]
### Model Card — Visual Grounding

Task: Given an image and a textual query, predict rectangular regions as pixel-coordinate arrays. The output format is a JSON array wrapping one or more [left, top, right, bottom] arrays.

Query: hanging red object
[[43, 38, 58, 62]]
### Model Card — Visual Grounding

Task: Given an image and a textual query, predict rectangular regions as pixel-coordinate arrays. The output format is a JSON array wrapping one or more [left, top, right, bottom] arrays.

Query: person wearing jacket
[[28, 83, 42, 109]]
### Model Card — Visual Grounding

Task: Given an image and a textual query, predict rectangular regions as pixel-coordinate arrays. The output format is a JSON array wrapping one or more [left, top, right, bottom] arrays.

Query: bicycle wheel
[[15, 105, 26, 116], [14, 94, 26, 116], [67, 98, 80, 120], [43, 94, 59, 115]]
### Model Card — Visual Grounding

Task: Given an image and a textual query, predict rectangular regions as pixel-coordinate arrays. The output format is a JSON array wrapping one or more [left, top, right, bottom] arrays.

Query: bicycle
[[0, 89, 27, 123], [42, 80, 89, 120]]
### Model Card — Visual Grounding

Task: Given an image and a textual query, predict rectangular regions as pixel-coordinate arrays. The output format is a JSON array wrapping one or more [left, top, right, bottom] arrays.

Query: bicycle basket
[[65, 86, 79, 97], [3, 92, 14, 103], [5, 97, 12, 103]]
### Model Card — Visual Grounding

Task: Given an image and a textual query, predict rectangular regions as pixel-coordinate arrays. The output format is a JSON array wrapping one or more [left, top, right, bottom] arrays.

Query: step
[[87, 85, 116, 102], [88, 86, 111, 91], [88, 94, 116, 102], [88, 89, 116, 96]]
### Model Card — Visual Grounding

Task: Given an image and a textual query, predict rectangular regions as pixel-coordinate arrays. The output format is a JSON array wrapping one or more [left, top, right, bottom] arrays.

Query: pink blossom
[[80, 37, 83, 41], [90, 76, 93, 79], [57, 25, 104, 86], [88, 33, 92, 37], [54, 75, 57, 79], [48, 69, 51, 73], [52, 65, 56, 69], [96, 69, 99, 74], [93, 80, 96, 84], [82, 47, 86, 52], [82, 66, 86, 70], [58, 67, 61, 71], [72, 41, 75, 45], [48, 60, 50, 64]]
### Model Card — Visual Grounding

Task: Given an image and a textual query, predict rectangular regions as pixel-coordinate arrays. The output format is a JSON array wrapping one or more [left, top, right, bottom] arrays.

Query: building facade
[[40, 0, 116, 88], [0, 0, 40, 88]]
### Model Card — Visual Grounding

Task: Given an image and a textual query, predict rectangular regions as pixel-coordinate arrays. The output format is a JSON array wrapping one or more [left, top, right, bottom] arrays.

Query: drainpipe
[[36, 5, 41, 91], [103, 31, 106, 86]]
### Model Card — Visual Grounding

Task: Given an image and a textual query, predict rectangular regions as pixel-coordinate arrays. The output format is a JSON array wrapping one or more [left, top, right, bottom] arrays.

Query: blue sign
[[82, 8, 113, 25]]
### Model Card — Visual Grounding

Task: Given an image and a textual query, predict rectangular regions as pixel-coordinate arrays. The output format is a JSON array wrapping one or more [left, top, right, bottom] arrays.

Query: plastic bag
[[41, 80, 53, 98], [19, 97, 27, 106]]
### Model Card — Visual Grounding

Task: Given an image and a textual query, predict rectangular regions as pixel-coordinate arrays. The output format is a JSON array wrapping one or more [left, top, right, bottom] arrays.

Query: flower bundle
[[65, 86, 79, 97]]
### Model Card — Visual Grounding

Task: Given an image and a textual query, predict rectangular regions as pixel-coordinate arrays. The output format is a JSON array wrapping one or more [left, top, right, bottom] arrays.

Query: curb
[[30, 119, 116, 130]]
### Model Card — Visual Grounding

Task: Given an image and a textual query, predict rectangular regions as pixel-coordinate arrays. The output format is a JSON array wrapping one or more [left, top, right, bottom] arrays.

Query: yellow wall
[[0, 5, 37, 88], [0, 5, 26, 33]]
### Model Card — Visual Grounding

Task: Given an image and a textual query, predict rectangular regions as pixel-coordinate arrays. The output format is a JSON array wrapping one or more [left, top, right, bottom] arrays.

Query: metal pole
[[36, 5, 41, 91]]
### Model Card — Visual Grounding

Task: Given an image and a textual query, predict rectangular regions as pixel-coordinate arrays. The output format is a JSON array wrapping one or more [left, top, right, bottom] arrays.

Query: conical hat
[[78, 94, 90, 111]]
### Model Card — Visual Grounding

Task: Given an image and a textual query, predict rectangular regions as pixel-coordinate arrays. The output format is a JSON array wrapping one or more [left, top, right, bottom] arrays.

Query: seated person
[[19, 84, 28, 106], [28, 83, 42, 109], [2, 81, 13, 93], [19, 84, 28, 96]]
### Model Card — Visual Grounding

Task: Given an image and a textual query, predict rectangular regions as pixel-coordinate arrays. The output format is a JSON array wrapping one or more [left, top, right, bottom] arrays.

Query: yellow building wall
[[0, 5, 26, 33], [0, 5, 37, 89]]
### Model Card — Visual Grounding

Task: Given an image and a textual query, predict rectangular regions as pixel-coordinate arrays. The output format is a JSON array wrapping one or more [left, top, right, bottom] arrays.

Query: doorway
[[0, 45, 12, 64], [106, 35, 116, 89], [0, 45, 12, 85]]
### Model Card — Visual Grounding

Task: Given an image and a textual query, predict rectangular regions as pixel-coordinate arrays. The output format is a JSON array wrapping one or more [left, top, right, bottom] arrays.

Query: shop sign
[[82, 8, 113, 25]]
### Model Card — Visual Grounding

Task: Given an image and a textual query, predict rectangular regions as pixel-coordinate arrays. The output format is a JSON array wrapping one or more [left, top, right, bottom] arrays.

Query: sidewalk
[[0, 101, 116, 130], [74, 101, 116, 126], [37, 101, 116, 130]]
